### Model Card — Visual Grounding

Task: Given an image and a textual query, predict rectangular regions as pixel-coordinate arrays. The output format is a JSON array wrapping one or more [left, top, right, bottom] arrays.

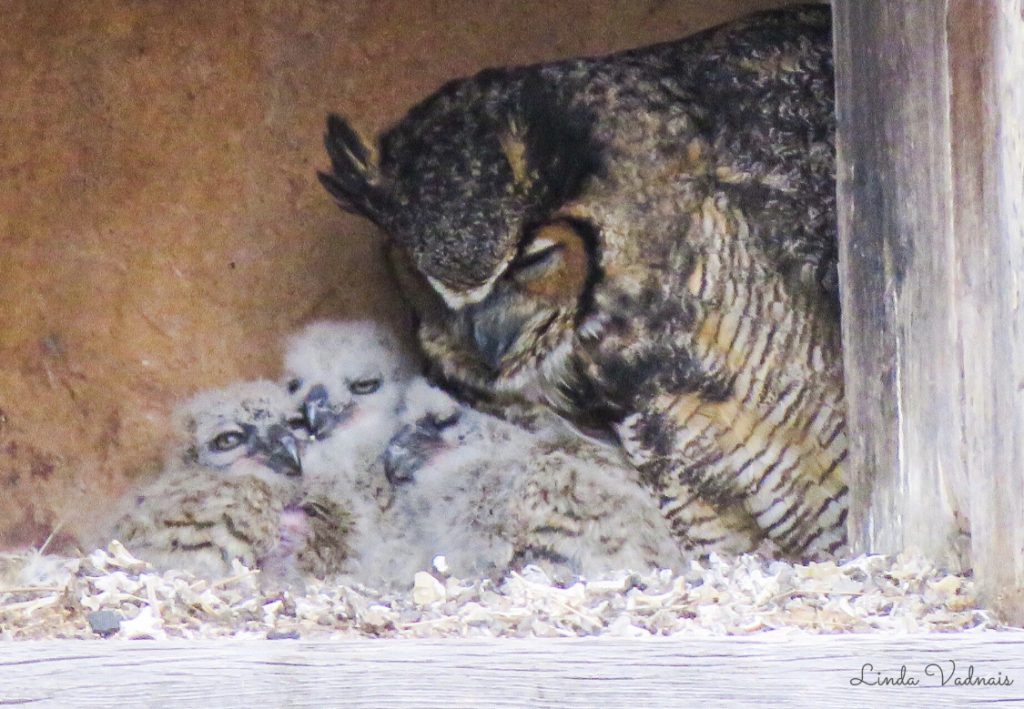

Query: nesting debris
[[0, 542, 1001, 640], [86, 610, 122, 637]]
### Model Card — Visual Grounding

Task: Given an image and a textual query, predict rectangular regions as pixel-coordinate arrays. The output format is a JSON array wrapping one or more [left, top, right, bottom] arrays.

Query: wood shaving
[[0, 543, 999, 640]]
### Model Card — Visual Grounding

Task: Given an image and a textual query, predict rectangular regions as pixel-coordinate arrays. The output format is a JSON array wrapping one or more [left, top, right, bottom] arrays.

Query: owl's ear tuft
[[319, 114, 386, 225], [514, 74, 602, 209], [498, 123, 530, 189]]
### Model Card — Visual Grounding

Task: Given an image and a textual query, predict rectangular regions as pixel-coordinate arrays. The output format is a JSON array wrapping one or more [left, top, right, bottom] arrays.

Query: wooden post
[[834, 0, 1024, 622]]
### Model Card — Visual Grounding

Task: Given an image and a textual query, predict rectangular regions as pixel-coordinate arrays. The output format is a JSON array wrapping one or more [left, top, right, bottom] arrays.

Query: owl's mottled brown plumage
[[320, 7, 847, 558]]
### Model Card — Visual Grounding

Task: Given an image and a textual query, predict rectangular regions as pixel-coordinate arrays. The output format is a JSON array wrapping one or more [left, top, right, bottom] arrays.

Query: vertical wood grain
[[834, 0, 1024, 621], [833, 0, 967, 567], [957, 0, 1024, 624]]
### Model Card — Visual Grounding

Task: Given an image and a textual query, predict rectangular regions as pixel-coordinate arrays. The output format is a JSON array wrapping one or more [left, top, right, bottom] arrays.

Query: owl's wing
[[507, 444, 684, 580], [275, 495, 352, 580], [113, 470, 285, 577], [406, 455, 517, 582]]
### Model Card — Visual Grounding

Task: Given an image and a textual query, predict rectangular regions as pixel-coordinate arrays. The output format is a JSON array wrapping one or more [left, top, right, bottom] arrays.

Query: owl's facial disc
[[200, 419, 303, 477], [461, 218, 598, 375], [510, 221, 590, 303]]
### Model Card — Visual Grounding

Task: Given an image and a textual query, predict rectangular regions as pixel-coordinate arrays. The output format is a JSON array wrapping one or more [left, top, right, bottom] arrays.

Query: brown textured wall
[[0, 0, 790, 551]]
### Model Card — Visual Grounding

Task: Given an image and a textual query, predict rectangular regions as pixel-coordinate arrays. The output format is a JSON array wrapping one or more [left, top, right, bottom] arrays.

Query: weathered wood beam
[[834, 0, 1024, 621], [2, 636, 1024, 706]]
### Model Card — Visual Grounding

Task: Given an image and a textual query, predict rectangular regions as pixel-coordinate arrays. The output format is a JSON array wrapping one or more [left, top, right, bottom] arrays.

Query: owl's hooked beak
[[383, 409, 463, 485], [458, 218, 600, 373], [472, 322, 518, 371], [302, 384, 353, 440], [466, 301, 534, 372], [266, 424, 303, 477], [302, 384, 332, 438], [383, 422, 441, 486]]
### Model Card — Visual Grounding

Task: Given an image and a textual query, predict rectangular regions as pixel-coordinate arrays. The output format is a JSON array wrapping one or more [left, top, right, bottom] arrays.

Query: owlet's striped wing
[[113, 470, 287, 577]]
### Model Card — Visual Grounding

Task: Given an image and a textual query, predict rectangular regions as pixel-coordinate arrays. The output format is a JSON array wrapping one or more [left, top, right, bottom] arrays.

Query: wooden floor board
[[3, 633, 1024, 707]]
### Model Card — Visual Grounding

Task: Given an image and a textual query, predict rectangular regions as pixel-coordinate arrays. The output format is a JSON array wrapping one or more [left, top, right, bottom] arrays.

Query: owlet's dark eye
[[286, 378, 303, 395], [286, 415, 308, 432], [211, 431, 245, 452], [349, 378, 381, 395], [430, 411, 461, 430]]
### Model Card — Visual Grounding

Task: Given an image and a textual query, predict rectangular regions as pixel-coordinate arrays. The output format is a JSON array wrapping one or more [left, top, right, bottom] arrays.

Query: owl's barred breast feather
[[615, 196, 847, 556], [321, 6, 847, 560]]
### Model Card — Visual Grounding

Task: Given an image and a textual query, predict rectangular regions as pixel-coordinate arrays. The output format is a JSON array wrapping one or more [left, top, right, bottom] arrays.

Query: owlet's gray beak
[[266, 424, 303, 477], [383, 420, 446, 486], [302, 383, 353, 439]]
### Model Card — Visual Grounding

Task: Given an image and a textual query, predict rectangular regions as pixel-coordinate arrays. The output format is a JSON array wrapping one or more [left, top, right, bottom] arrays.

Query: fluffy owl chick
[[281, 320, 416, 583], [283, 320, 414, 481], [384, 380, 687, 583], [111, 381, 306, 579]]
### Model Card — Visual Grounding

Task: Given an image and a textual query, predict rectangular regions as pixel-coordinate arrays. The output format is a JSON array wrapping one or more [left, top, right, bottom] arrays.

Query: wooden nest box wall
[[834, 0, 1024, 623]]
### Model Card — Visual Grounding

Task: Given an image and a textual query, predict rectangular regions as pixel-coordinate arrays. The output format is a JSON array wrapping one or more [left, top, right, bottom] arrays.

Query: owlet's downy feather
[[280, 320, 420, 586], [385, 380, 701, 583]]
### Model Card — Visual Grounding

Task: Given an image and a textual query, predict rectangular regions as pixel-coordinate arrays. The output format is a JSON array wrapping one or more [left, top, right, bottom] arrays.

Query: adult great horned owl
[[319, 7, 847, 558]]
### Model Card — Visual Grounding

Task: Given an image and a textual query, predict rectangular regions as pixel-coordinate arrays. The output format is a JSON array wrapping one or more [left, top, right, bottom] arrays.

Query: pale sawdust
[[0, 542, 1000, 640]]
